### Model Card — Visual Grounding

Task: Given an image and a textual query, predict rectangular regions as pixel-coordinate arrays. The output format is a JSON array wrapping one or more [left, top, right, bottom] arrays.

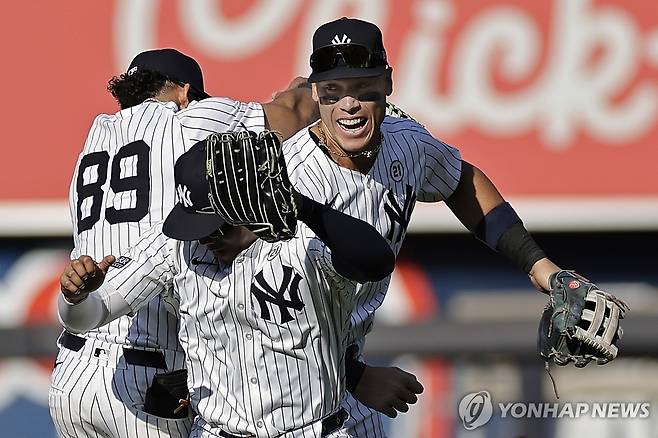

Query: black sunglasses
[[310, 44, 387, 73]]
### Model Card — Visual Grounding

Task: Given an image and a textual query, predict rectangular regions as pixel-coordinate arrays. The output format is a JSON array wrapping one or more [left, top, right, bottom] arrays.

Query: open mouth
[[337, 117, 367, 133]]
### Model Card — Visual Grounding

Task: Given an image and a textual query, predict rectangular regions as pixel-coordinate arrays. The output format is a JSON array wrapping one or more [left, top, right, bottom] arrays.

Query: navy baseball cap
[[308, 18, 388, 83], [128, 48, 211, 99], [163, 141, 225, 241]]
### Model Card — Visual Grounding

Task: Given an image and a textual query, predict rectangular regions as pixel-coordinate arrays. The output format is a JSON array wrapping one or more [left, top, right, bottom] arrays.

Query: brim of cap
[[163, 203, 226, 241], [188, 88, 211, 100], [308, 65, 388, 83]]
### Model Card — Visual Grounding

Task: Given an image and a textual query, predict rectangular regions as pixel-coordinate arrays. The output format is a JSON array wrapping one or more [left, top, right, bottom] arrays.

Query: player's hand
[[271, 76, 310, 100], [60, 255, 116, 303], [352, 365, 424, 418], [528, 258, 561, 294]]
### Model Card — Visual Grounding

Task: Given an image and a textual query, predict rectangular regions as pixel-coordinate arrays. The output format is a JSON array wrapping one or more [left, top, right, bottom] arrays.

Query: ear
[[179, 83, 191, 109], [384, 67, 393, 96], [311, 83, 320, 103]]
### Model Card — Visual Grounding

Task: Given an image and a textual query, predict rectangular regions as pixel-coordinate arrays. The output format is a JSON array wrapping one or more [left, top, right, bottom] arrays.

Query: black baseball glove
[[206, 130, 298, 242], [538, 270, 629, 368]]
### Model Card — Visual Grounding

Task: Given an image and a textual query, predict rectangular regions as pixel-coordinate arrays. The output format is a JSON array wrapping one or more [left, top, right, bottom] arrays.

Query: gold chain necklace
[[317, 123, 382, 159]]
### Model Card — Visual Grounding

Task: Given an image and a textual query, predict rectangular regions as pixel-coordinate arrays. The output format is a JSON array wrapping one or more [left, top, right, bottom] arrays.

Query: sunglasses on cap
[[310, 44, 387, 73]]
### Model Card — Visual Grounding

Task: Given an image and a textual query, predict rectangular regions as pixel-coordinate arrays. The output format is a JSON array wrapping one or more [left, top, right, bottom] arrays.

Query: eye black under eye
[[356, 91, 383, 102], [319, 95, 340, 105]]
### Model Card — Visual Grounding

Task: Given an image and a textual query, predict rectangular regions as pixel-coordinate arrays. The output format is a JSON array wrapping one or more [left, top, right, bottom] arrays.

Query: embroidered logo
[[177, 184, 193, 207], [251, 266, 304, 323], [111, 256, 132, 269], [267, 244, 282, 261], [390, 160, 404, 182], [332, 34, 351, 45]]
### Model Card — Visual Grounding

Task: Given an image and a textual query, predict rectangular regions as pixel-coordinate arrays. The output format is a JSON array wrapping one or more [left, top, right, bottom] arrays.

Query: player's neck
[[334, 153, 377, 174], [312, 124, 379, 174]]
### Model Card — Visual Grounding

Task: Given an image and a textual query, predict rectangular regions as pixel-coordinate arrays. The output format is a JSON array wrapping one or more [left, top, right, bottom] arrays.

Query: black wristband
[[346, 353, 367, 393], [474, 202, 521, 250], [497, 222, 547, 273]]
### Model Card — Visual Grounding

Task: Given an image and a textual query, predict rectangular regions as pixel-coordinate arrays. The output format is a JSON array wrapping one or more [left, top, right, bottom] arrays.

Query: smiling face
[[312, 71, 392, 154]]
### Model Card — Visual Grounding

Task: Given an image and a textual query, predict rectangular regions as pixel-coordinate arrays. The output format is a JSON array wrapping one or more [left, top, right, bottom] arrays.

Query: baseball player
[[282, 17, 625, 436], [50, 48, 319, 438], [57, 136, 396, 438]]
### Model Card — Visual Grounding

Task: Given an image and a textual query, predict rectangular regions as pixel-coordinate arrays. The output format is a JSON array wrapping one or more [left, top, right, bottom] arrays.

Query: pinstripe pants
[[49, 343, 192, 438], [335, 392, 387, 438]]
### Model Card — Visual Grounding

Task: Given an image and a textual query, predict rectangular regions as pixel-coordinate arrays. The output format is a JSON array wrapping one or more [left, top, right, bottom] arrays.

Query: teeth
[[338, 118, 365, 127]]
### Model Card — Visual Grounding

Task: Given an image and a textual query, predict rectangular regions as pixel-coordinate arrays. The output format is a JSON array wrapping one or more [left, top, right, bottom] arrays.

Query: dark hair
[[107, 69, 172, 109]]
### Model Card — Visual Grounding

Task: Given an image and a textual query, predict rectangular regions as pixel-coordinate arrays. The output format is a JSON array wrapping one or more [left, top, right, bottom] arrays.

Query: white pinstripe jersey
[[283, 116, 462, 345], [99, 222, 356, 438], [67, 97, 264, 350]]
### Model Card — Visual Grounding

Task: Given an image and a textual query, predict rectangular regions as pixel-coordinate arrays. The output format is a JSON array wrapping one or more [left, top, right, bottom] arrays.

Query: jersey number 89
[[76, 141, 150, 233]]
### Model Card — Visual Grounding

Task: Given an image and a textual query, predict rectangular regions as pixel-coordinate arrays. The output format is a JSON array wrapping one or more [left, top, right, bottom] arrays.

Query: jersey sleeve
[[176, 97, 265, 146], [416, 127, 463, 202], [97, 222, 177, 314]]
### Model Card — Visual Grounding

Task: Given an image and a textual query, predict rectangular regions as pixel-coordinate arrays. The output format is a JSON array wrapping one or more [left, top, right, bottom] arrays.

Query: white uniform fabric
[[283, 117, 463, 437], [91, 222, 356, 438], [50, 97, 265, 438]]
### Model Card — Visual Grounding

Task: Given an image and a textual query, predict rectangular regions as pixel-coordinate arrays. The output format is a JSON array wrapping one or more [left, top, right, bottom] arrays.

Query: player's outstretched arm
[[445, 162, 628, 374], [444, 161, 505, 232], [262, 78, 319, 140], [296, 193, 395, 283], [58, 255, 133, 334], [445, 161, 559, 289]]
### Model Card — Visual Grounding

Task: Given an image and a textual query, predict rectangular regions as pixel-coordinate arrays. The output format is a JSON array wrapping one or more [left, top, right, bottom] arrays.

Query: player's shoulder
[[382, 116, 430, 137], [382, 116, 459, 155], [88, 110, 120, 130], [178, 97, 262, 115], [133, 220, 180, 253], [381, 116, 434, 152], [282, 123, 318, 156], [90, 100, 176, 125]]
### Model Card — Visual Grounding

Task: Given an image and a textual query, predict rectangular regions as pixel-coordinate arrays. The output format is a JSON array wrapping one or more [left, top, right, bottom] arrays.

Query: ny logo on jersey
[[251, 265, 305, 323], [384, 184, 416, 244], [177, 184, 193, 207], [332, 34, 351, 45]]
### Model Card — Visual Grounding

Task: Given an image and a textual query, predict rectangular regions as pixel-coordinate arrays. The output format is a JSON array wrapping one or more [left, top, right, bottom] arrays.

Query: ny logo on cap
[[177, 184, 193, 208], [332, 34, 351, 45]]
